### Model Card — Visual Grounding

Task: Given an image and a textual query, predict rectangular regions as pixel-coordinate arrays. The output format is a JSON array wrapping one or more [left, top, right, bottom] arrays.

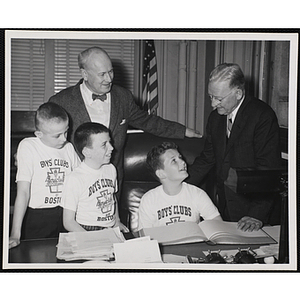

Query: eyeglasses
[[208, 89, 236, 102]]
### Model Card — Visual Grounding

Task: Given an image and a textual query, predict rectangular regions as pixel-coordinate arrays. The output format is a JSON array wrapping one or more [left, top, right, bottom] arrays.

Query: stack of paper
[[113, 236, 162, 263], [56, 227, 125, 261]]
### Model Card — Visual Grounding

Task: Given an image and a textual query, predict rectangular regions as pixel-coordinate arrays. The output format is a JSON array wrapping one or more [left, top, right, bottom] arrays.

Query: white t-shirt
[[138, 182, 220, 230], [16, 137, 80, 209], [62, 162, 118, 227]]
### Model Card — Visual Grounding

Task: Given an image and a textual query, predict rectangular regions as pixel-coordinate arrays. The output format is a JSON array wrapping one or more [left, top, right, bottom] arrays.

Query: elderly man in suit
[[188, 63, 282, 232], [49, 46, 201, 207]]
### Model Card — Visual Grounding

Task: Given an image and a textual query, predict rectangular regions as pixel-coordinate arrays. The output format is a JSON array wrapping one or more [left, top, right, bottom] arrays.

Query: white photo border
[[3, 29, 298, 271]]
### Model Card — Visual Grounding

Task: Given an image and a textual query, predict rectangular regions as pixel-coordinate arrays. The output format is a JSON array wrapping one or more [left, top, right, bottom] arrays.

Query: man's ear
[[155, 169, 166, 180], [34, 130, 43, 138], [82, 146, 90, 158], [236, 88, 243, 100], [80, 68, 88, 81]]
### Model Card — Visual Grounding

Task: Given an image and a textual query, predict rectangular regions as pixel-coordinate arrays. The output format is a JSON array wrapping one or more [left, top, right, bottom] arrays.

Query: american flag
[[142, 40, 158, 114]]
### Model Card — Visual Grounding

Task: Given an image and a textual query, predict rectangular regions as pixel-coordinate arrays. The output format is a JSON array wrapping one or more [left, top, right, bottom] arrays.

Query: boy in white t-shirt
[[9, 102, 80, 249], [138, 142, 222, 230], [62, 122, 128, 232]]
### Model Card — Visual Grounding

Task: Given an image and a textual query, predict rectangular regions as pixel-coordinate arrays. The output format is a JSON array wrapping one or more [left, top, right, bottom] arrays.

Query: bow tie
[[92, 93, 107, 101]]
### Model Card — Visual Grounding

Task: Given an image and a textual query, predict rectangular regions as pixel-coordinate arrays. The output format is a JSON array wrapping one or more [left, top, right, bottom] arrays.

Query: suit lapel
[[225, 95, 251, 155], [215, 114, 228, 158], [71, 79, 91, 122], [109, 86, 120, 132]]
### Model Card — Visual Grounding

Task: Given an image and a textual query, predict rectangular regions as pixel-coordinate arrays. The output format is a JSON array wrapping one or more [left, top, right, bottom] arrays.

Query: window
[[54, 39, 135, 94], [10, 39, 136, 111], [11, 39, 46, 110]]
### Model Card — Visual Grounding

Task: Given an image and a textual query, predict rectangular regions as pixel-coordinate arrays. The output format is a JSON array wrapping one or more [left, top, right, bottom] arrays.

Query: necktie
[[92, 93, 107, 101], [227, 117, 233, 137]]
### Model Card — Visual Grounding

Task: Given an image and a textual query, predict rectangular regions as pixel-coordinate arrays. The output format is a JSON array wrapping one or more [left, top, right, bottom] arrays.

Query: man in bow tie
[[49, 46, 201, 220], [187, 63, 282, 232]]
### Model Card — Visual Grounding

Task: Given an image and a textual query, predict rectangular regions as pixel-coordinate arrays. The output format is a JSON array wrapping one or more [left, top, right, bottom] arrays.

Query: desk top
[[8, 237, 269, 264], [9, 238, 58, 264]]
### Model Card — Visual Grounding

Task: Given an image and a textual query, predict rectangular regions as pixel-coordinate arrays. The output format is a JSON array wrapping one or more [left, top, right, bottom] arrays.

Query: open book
[[140, 220, 277, 246]]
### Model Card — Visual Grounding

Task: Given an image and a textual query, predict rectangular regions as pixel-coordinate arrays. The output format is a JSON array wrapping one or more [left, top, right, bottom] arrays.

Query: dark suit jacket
[[49, 80, 186, 199], [188, 95, 282, 223]]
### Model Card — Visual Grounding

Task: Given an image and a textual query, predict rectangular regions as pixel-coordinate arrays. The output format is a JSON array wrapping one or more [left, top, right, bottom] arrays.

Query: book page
[[142, 221, 207, 245], [199, 220, 276, 244], [262, 225, 280, 243]]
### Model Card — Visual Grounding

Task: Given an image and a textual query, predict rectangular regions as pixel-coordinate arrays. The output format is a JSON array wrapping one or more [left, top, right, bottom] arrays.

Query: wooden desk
[[9, 238, 58, 264], [8, 237, 267, 264], [161, 242, 263, 260]]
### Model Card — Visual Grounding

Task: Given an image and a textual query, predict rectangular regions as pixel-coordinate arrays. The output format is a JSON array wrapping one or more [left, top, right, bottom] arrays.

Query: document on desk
[[56, 227, 125, 261], [113, 237, 162, 263]]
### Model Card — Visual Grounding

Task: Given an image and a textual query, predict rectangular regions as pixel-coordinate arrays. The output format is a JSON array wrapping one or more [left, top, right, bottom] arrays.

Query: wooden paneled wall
[[152, 39, 289, 135], [155, 40, 216, 136]]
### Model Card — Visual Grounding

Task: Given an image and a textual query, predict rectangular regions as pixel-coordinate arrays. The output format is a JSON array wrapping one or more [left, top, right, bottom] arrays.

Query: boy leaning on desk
[[62, 122, 128, 233], [9, 102, 81, 249], [137, 142, 262, 233]]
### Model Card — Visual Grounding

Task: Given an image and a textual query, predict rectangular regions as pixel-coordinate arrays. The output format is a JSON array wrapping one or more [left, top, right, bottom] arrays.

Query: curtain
[[154, 40, 212, 136]]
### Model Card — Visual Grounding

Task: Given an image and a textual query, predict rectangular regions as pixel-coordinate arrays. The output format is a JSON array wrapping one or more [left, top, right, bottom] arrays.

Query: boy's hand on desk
[[114, 220, 129, 233], [237, 216, 263, 232], [9, 237, 20, 249]]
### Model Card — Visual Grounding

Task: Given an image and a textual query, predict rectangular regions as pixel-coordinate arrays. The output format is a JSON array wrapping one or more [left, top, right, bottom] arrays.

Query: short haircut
[[35, 102, 68, 131], [209, 63, 245, 92], [74, 122, 110, 157], [146, 142, 178, 175], [78, 46, 110, 69]]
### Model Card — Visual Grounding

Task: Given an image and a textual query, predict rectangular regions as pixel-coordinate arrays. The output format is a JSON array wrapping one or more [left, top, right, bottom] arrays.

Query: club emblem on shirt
[[96, 190, 114, 213], [45, 167, 65, 193], [166, 216, 185, 225]]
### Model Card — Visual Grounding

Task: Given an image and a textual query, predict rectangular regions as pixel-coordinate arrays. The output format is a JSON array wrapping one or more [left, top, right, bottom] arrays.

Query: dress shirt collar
[[81, 80, 110, 105], [228, 95, 245, 122]]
